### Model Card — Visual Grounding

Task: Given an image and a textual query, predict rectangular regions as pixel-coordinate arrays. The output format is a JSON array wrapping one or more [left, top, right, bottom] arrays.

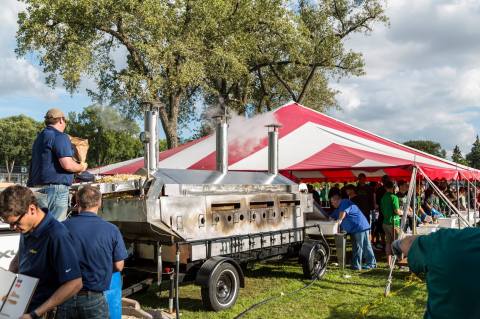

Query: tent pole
[[400, 166, 417, 237], [413, 175, 417, 235], [467, 175, 471, 224], [456, 166, 460, 213], [473, 178, 477, 227], [417, 167, 470, 227], [459, 171, 480, 227]]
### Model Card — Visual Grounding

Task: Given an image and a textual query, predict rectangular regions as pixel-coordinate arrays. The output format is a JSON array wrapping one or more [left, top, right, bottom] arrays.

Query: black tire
[[300, 241, 329, 280], [201, 262, 240, 311]]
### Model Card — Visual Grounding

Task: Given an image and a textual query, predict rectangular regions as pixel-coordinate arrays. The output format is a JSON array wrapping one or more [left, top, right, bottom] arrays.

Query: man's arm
[[24, 278, 82, 318], [114, 260, 124, 272], [58, 157, 87, 173], [8, 253, 19, 272]]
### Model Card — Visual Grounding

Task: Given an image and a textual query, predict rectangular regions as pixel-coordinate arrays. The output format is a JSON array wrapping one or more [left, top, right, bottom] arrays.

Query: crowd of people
[[306, 173, 478, 271]]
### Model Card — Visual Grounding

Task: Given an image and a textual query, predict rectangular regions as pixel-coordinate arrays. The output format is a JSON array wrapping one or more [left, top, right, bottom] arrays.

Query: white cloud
[[330, 0, 480, 157], [0, 0, 60, 101]]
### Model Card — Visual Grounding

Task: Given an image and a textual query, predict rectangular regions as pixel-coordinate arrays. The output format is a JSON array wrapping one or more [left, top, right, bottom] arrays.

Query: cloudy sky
[[0, 0, 479, 156]]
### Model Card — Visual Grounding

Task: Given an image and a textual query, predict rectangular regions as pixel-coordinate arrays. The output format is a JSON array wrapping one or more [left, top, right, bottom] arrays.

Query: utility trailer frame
[[122, 224, 330, 314]]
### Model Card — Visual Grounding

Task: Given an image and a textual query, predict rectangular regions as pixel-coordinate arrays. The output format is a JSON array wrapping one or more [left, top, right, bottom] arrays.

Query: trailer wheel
[[201, 262, 240, 311], [300, 241, 329, 280]]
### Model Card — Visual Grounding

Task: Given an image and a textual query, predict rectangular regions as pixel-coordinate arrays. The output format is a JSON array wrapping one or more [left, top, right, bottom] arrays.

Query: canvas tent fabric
[[90, 102, 480, 181]]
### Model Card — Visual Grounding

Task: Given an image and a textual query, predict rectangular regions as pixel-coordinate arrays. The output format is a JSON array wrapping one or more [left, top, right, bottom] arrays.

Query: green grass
[[132, 260, 427, 319]]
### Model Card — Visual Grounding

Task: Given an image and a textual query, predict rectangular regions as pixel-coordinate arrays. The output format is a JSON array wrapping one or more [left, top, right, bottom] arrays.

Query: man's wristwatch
[[29, 310, 40, 319]]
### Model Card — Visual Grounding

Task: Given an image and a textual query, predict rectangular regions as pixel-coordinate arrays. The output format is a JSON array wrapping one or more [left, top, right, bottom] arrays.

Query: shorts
[[383, 224, 400, 253]]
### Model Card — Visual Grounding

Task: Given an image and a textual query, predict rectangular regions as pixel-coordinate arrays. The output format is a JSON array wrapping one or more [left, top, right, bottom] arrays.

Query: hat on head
[[45, 108, 65, 119], [299, 183, 308, 192]]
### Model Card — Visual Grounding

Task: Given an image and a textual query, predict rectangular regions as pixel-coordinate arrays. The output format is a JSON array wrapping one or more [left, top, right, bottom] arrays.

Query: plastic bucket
[[104, 272, 122, 319]]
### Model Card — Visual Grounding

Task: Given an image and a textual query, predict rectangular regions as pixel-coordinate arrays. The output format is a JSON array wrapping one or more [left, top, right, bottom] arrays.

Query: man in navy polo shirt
[[59, 185, 128, 319], [0, 185, 82, 319], [28, 108, 88, 221], [330, 194, 376, 270]]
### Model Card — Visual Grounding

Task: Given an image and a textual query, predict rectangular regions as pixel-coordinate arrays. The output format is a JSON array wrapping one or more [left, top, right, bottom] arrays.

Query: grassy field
[[133, 259, 428, 319]]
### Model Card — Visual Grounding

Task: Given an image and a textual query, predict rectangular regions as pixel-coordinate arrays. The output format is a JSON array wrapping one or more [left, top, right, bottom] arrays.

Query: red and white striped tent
[[90, 102, 480, 181]]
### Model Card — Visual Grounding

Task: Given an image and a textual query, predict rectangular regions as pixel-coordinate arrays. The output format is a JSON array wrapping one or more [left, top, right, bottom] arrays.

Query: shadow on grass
[[132, 288, 205, 312], [243, 265, 305, 280], [325, 303, 400, 319], [359, 268, 412, 281]]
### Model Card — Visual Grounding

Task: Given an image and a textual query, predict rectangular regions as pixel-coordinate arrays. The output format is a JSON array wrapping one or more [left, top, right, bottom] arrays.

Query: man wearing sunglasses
[[0, 185, 82, 319], [27, 108, 88, 221]]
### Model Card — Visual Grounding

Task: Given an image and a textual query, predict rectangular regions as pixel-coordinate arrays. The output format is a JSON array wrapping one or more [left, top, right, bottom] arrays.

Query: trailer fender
[[195, 257, 245, 288]]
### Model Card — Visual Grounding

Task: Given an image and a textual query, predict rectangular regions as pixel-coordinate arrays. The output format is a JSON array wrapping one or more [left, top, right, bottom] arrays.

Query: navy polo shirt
[[19, 210, 81, 312], [63, 212, 128, 292], [330, 199, 370, 234], [28, 126, 74, 187]]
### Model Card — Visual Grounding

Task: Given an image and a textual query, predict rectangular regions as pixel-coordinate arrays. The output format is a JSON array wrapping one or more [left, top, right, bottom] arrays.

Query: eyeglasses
[[1, 212, 27, 229]]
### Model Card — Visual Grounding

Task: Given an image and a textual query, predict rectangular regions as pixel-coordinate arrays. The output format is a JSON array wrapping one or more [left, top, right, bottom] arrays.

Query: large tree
[[466, 136, 480, 169], [451, 145, 468, 166], [67, 105, 143, 167], [16, 0, 387, 148], [403, 140, 447, 159], [202, 0, 388, 116], [0, 115, 42, 181]]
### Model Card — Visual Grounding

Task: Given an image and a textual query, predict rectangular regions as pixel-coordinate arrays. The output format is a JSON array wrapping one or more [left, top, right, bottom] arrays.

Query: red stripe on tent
[[101, 136, 208, 174], [284, 103, 455, 167], [285, 144, 411, 170]]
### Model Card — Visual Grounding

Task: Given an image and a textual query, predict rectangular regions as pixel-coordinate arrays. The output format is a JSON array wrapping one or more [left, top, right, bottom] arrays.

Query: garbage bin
[[334, 232, 347, 270], [104, 272, 122, 319]]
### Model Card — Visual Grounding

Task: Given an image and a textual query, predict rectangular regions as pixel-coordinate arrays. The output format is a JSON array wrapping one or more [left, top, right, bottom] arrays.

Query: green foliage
[[16, 0, 387, 149], [0, 115, 42, 178], [466, 136, 480, 169], [451, 145, 469, 166], [66, 105, 142, 167], [158, 139, 168, 152], [403, 140, 447, 159]]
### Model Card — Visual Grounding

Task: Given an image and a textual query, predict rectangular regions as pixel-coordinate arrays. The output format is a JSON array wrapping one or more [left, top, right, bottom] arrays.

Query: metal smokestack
[[143, 105, 159, 174], [267, 124, 281, 175], [215, 116, 228, 174]]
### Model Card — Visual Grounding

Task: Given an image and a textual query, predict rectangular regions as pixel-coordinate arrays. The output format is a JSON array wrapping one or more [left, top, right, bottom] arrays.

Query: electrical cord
[[233, 240, 329, 319]]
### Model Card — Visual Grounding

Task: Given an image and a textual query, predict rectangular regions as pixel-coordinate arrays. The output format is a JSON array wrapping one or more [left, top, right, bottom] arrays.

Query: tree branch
[[97, 23, 149, 77], [269, 65, 297, 101], [297, 65, 317, 103]]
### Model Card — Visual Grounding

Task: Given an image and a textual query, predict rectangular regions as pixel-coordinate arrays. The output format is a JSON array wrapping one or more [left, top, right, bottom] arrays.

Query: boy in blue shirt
[[330, 194, 376, 270]]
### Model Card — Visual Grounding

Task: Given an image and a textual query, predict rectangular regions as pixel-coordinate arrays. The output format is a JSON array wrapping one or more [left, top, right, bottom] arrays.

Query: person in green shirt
[[381, 180, 402, 265], [392, 229, 480, 319]]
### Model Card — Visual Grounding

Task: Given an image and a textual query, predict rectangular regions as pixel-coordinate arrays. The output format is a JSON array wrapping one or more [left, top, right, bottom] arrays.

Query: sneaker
[[362, 265, 376, 270]]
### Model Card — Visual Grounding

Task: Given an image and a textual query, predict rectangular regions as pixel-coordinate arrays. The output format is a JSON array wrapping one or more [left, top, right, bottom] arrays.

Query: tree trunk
[[5, 159, 14, 183], [158, 93, 180, 149]]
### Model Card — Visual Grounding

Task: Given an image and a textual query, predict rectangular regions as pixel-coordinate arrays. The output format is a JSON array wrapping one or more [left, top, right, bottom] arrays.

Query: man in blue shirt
[[59, 185, 128, 319], [0, 185, 82, 319], [28, 108, 87, 221], [330, 194, 376, 270]]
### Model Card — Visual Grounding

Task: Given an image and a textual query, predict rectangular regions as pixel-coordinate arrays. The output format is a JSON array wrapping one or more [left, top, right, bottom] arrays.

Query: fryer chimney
[[215, 116, 228, 174], [267, 124, 281, 175], [142, 104, 159, 175]]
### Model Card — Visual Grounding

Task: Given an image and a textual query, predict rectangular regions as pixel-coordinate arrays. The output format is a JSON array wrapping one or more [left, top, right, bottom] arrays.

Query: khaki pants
[[383, 224, 400, 255]]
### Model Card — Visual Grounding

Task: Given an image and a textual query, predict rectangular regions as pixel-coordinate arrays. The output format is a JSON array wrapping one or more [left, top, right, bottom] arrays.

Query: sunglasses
[[1, 212, 27, 229]]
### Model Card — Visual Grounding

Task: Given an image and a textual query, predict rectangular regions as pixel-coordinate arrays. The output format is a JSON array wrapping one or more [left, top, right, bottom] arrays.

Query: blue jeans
[[38, 184, 69, 221], [351, 230, 376, 270], [55, 292, 109, 319]]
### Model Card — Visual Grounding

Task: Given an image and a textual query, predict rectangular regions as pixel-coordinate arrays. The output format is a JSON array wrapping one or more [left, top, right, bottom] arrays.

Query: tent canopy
[[91, 102, 480, 181]]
